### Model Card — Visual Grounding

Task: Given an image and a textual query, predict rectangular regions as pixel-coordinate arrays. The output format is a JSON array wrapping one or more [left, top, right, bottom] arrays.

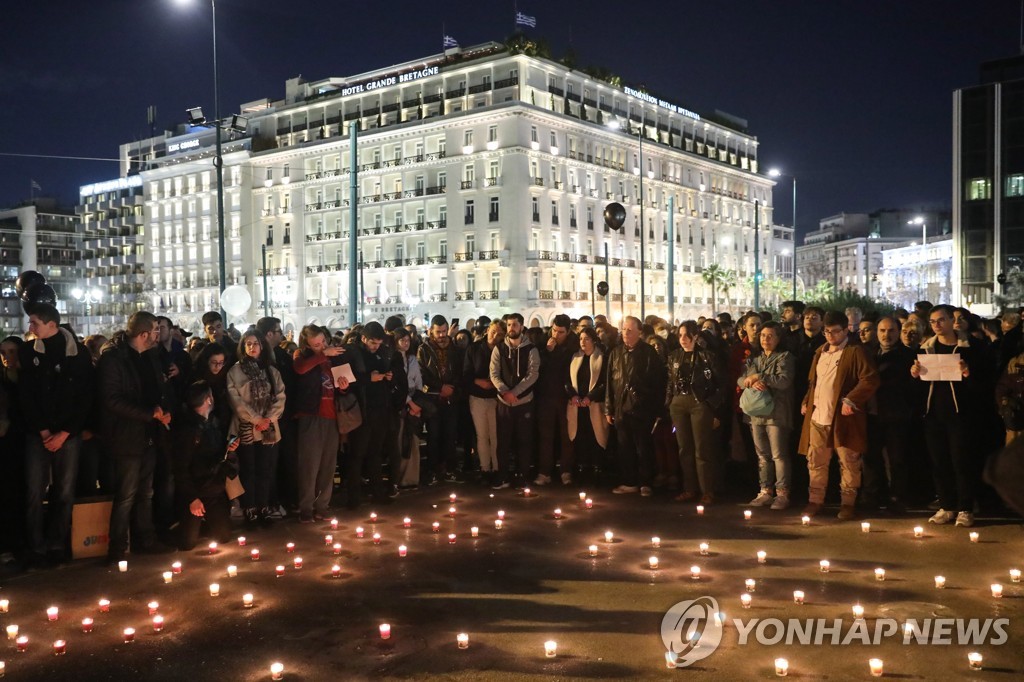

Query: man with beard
[[489, 313, 540, 489], [417, 315, 463, 485], [534, 314, 577, 485]]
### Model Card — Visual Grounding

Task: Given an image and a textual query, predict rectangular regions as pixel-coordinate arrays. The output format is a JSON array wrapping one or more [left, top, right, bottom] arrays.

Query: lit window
[[967, 178, 991, 200], [1006, 174, 1024, 198]]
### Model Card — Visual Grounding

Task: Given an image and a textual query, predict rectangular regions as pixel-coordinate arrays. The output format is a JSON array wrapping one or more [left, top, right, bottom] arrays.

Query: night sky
[[1, 0, 1020, 237]]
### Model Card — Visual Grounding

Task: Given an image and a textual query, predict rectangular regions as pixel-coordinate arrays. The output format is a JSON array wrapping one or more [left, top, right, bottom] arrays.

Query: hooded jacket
[[18, 327, 94, 437], [489, 336, 540, 406], [918, 332, 981, 415]]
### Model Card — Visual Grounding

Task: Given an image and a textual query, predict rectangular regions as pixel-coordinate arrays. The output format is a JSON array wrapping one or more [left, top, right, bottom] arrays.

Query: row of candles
[[669, 653, 988, 676]]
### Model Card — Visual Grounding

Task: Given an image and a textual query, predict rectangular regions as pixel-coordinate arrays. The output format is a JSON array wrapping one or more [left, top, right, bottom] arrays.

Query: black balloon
[[24, 282, 57, 307], [597, 281, 609, 297], [603, 202, 626, 231], [15, 270, 45, 299]]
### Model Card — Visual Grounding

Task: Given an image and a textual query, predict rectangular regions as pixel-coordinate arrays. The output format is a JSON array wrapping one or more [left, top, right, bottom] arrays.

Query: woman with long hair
[[227, 330, 286, 525], [566, 327, 609, 485], [193, 342, 232, 437]]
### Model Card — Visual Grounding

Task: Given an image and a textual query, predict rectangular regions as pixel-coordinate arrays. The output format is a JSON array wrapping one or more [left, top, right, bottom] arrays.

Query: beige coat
[[566, 350, 610, 449], [226, 363, 286, 442]]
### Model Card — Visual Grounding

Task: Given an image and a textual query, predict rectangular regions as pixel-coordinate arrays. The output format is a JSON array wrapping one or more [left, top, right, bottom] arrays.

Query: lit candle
[[696, 505, 704, 515], [357, 526, 366, 538], [665, 651, 678, 669], [243, 593, 254, 608], [757, 550, 767, 564], [379, 623, 391, 640], [227, 565, 238, 578], [588, 545, 598, 557], [0, 598, 7, 613], [497, 510, 505, 520], [152, 615, 164, 632], [123, 628, 135, 644], [286, 542, 295, 552], [579, 492, 587, 501], [331, 564, 342, 578], [968, 652, 983, 671], [495, 519, 503, 530], [148, 601, 159, 615], [333, 543, 342, 555], [745, 579, 756, 592], [991, 583, 1003, 598], [740, 594, 752, 609], [237, 536, 246, 546], [775, 657, 789, 677], [370, 512, 378, 523], [431, 522, 440, 533], [699, 542, 709, 556], [208, 541, 218, 554], [293, 557, 303, 570], [523, 488, 531, 497], [450, 493, 457, 503], [869, 658, 883, 677], [448, 506, 457, 517], [914, 526, 924, 538], [81, 617, 93, 633], [604, 530, 614, 543], [853, 604, 865, 619], [251, 549, 260, 561], [875, 568, 886, 581], [448, 533, 456, 544], [553, 508, 562, 519], [690, 565, 701, 580], [324, 534, 333, 545], [118, 560, 128, 573], [98, 598, 110, 612], [744, 510, 752, 520], [470, 527, 479, 538], [1011, 569, 1022, 583], [585, 498, 593, 509], [275, 565, 285, 577], [403, 517, 411, 528], [209, 583, 220, 597], [457, 633, 469, 649], [16, 635, 28, 652], [969, 532, 979, 543], [271, 662, 284, 680], [801, 515, 810, 525], [793, 590, 805, 604], [372, 533, 381, 545], [861, 522, 871, 533], [163, 571, 173, 584], [398, 545, 407, 558], [544, 640, 557, 657], [47, 606, 59, 622], [330, 518, 339, 530], [6, 625, 18, 640], [819, 560, 830, 573], [651, 536, 661, 548], [935, 575, 946, 589], [0, 662, 4, 676], [649, 556, 659, 570]]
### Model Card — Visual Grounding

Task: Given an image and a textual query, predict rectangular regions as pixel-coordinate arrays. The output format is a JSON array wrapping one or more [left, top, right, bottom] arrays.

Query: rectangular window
[[466, 234, 475, 253], [463, 129, 474, 146], [489, 197, 499, 222], [488, 125, 497, 142], [491, 272, 500, 291], [1006, 174, 1024, 198], [967, 178, 991, 201], [464, 200, 475, 225], [466, 273, 476, 293], [551, 201, 559, 226], [532, 198, 540, 222], [531, 125, 538, 143]]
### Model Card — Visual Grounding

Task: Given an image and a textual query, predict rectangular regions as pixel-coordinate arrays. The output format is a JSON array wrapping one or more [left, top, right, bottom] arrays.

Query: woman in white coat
[[566, 327, 610, 485]]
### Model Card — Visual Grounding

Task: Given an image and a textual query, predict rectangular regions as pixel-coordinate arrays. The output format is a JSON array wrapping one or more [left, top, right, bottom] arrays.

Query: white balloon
[[220, 285, 252, 317]]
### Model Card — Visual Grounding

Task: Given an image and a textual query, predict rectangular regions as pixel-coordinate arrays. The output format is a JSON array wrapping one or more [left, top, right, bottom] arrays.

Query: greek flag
[[443, 35, 459, 48], [31, 179, 42, 191], [515, 11, 536, 28]]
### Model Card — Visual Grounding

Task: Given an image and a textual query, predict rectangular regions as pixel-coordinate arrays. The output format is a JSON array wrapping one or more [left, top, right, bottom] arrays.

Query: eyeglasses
[[210, 360, 226, 368]]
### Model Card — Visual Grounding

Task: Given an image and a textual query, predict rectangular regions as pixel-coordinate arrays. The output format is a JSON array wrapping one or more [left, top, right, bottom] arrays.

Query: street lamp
[[71, 287, 102, 336], [907, 216, 926, 299], [607, 118, 648, 321], [768, 168, 797, 300]]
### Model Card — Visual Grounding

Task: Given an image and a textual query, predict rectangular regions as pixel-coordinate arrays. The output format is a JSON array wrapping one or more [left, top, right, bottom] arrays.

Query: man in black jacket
[[535, 314, 577, 485], [489, 313, 540, 489], [345, 322, 396, 508], [604, 316, 666, 496], [19, 304, 94, 566], [417, 315, 463, 485], [98, 311, 175, 562]]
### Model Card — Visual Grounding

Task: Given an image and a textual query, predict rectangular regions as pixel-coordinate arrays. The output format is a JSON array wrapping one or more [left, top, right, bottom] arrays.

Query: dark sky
[[1, 0, 1020, 237]]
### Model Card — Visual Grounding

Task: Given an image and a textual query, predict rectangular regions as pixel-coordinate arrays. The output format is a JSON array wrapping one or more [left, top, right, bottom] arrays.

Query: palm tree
[[702, 263, 736, 314]]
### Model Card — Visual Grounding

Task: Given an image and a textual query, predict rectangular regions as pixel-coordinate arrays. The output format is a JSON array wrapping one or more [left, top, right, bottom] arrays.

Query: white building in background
[[108, 41, 786, 333], [879, 236, 954, 310]]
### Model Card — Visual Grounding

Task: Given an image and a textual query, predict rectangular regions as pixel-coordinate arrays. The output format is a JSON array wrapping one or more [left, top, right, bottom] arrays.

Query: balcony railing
[[478, 290, 499, 300], [453, 252, 474, 262], [430, 293, 448, 302], [478, 250, 499, 260]]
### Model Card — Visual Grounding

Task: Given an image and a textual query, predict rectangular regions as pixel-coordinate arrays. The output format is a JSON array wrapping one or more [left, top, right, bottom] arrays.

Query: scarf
[[239, 358, 273, 444]]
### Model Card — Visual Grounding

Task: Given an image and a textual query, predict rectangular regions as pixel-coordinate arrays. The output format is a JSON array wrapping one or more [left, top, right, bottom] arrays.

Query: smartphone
[[451, 318, 460, 327], [227, 435, 239, 447]]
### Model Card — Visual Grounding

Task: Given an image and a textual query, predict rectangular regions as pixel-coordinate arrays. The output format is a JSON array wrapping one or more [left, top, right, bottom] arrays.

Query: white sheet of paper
[[917, 354, 962, 381], [331, 363, 357, 384]]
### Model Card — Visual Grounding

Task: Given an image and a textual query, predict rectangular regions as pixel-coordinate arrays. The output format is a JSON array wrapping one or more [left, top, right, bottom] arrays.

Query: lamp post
[[608, 118, 646, 321], [768, 168, 797, 300], [71, 287, 102, 336], [908, 216, 926, 300]]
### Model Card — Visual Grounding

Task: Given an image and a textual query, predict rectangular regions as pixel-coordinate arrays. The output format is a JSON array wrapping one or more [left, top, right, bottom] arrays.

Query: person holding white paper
[[911, 304, 982, 528]]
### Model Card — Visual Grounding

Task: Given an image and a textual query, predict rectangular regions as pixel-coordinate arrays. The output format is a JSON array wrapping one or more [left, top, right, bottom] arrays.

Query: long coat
[[566, 350, 609, 449], [797, 342, 879, 455]]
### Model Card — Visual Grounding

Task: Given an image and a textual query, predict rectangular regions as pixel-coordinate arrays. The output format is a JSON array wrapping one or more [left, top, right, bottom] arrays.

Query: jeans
[[109, 449, 157, 556], [496, 401, 534, 481], [669, 394, 715, 495], [751, 423, 791, 492], [537, 397, 573, 477], [615, 413, 656, 488], [468, 396, 498, 472], [924, 410, 974, 512], [425, 401, 459, 478], [864, 416, 911, 504], [238, 441, 279, 511], [347, 408, 389, 504], [26, 435, 81, 555]]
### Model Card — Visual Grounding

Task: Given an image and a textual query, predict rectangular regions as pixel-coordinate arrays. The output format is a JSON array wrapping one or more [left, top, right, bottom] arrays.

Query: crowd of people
[[0, 297, 1020, 572]]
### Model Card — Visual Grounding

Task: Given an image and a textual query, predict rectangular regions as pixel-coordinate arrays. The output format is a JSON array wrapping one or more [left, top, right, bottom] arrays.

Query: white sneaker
[[533, 474, 551, 486], [955, 511, 975, 527], [770, 494, 790, 510], [748, 489, 774, 507], [612, 485, 640, 494], [928, 509, 955, 525], [561, 472, 573, 485]]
